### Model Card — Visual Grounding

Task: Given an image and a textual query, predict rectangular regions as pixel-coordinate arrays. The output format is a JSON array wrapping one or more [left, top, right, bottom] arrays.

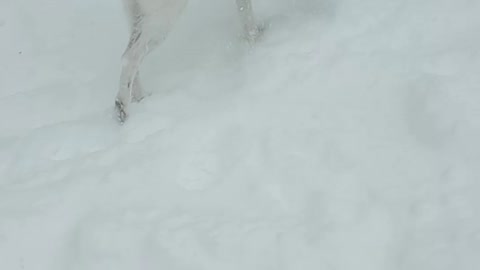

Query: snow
[[1, 0, 479, 269]]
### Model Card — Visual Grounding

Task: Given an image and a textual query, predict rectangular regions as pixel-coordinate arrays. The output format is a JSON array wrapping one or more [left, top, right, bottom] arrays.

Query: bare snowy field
[[1, 0, 479, 269]]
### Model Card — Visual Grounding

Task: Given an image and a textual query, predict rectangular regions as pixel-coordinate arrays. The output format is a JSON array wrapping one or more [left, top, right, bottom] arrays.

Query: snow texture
[[1, 0, 479, 269]]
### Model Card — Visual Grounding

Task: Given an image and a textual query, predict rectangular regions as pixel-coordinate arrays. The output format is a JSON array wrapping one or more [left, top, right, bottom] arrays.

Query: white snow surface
[[1, 0, 480, 269]]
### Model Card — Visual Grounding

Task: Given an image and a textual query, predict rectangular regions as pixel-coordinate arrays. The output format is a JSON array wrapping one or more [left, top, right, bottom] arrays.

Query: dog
[[115, 0, 262, 123]]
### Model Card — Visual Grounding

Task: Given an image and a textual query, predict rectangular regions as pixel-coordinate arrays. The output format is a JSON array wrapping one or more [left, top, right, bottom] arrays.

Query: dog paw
[[132, 87, 152, 103], [115, 99, 128, 124], [246, 22, 266, 44]]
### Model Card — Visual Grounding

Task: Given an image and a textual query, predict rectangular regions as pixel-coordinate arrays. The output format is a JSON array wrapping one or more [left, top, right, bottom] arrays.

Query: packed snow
[[1, 0, 479, 269]]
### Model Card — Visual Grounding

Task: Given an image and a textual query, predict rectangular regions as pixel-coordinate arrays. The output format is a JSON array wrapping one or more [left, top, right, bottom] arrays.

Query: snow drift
[[0, 0, 479, 269]]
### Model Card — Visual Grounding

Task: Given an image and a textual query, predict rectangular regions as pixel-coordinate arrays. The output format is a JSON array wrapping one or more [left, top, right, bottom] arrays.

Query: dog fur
[[115, 0, 261, 123]]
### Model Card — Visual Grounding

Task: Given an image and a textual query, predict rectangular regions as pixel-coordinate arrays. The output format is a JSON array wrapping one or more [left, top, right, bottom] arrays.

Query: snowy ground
[[1, 0, 479, 269]]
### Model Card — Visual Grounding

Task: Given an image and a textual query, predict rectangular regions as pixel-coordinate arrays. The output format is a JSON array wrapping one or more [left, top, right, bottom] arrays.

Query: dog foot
[[115, 99, 128, 124], [246, 22, 266, 44], [132, 89, 152, 103]]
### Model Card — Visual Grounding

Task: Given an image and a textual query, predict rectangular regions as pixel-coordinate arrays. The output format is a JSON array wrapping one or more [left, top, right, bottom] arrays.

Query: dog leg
[[235, 0, 261, 42], [115, 27, 153, 123], [115, 1, 188, 123]]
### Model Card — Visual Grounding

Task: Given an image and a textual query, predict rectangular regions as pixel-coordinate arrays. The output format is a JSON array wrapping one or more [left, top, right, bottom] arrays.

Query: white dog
[[115, 0, 261, 123]]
